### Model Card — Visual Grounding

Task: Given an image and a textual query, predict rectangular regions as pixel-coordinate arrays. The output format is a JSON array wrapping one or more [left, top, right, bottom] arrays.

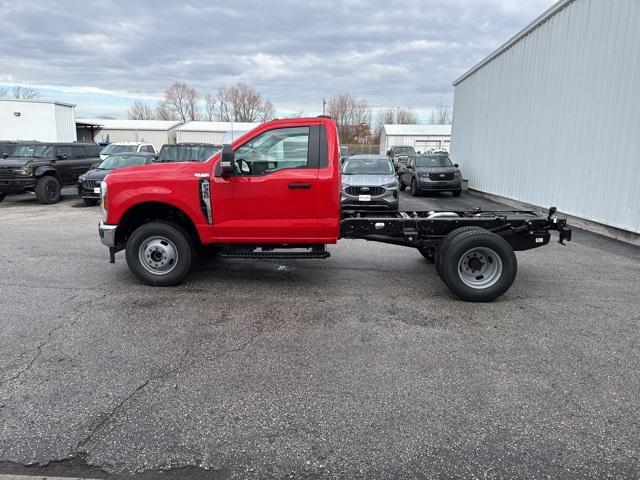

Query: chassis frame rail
[[340, 206, 572, 252]]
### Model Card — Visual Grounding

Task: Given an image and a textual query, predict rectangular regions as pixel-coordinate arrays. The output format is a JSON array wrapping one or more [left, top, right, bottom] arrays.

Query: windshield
[[100, 144, 138, 155], [98, 155, 149, 170], [415, 155, 453, 168], [394, 146, 415, 155], [12, 145, 54, 157], [342, 158, 394, 175], [158, 145, 221, 162]]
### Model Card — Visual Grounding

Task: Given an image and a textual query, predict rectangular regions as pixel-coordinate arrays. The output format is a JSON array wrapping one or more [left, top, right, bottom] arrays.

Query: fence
[[342, 144, 381, 156]]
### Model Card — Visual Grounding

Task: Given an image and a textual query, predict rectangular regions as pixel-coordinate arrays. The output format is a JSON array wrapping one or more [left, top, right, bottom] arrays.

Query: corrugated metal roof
[[383, 124, 451, 136], [0, 98, 76, 108], [453, 0, 576, 86], [176, 121, 260, 132], [76, 119, 183, 131]]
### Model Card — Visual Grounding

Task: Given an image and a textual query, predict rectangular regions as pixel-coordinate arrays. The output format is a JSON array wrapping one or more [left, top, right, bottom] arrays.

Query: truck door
[[210, 124, 321, 243]]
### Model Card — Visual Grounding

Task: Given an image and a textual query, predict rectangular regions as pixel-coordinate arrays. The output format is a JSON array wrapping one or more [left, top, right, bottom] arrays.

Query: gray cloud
[[0, 0, 556, 113]]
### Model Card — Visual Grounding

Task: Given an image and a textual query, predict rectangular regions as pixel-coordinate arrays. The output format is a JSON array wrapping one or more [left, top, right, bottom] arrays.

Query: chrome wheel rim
[[457, 247, 502, 289], [138, 236, 179, 275]]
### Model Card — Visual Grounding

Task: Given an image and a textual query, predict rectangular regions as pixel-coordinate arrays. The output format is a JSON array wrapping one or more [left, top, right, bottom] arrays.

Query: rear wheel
[[83, 198, 99, 207], [399, 178, 407, 191], [435, 226, 486, 279], [125, 221, 193, 286], [452, 189, 462, 197], [439, 230, 517, 302], [34, 176, 61, 204]]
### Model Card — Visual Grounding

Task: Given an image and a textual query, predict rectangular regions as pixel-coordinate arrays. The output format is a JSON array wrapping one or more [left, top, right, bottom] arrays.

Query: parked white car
[[99, 142, 156, 160]]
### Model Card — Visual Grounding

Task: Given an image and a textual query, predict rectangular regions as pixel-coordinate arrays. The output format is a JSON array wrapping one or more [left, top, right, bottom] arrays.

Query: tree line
[[0, 85, 41, 100], [128, 81, 274, 123], [127, 81, 451, 144]]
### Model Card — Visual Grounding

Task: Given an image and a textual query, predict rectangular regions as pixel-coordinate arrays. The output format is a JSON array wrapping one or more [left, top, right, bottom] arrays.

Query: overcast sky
[[0, 0, 556, 119]]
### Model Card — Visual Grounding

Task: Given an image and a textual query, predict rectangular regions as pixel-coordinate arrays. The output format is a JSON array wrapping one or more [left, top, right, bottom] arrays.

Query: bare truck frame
[[340, 206, 571, 301]]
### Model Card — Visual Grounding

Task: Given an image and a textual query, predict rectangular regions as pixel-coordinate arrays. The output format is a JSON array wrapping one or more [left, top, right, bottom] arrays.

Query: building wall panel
[[451, 0, 640, 233]]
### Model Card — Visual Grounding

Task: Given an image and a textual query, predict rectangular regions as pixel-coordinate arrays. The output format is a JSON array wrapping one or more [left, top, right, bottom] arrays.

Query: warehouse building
[[76, 119, 182, 151], [176, 121, 260, 144], [0, 98, 76, 142], [451, 0, 640, 242], [379, 124, 451, 155]]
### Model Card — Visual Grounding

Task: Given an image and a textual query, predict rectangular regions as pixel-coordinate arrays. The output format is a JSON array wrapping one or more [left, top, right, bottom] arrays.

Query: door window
[[234, 127, 310, 176], [56, 146, 74, 158], [73, 146, 87, 158]]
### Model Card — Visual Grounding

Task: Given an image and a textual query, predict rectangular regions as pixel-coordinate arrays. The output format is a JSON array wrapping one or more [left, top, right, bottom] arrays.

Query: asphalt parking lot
[[1, 188, 639, 479]]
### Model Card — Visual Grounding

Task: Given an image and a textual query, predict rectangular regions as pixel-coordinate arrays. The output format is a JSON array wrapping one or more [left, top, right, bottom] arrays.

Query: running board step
[[220, 250, 330, 259]]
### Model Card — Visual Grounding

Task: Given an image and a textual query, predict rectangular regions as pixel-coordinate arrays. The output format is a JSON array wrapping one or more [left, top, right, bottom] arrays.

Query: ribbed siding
[[54, 104, 77, 141], [451, 0, 640, 233]]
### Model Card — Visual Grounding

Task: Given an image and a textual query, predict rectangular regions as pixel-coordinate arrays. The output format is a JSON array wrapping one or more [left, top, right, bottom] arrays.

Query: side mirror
[[386, 150, 391, 156], [220, 144, 234, 176], [1, 153, 8, 158], [454, 163, 459, 168]]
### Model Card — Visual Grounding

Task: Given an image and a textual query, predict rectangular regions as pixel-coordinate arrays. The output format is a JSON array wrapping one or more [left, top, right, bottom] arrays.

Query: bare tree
[[164, 81, 199, 123], [155, 101, 177, 121], [326, 93, 370, 144], [0, 85, 41, 99], [203, 94, 216, 121], [127, 100, 154, 120], [372, 107, 418, 143], [429, 103, 452, 125], [216, 83, 275, 122]]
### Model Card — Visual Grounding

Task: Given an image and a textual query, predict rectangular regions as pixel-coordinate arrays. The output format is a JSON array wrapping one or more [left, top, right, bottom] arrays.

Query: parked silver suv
[[341, 155, 399, 210]]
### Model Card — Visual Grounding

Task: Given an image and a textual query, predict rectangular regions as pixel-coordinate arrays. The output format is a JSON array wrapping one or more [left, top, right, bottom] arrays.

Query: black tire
[[399, 179, 407, 191], [452, 189, 462, 197], [83, 198, 99, 207], [0, 193, 5, 203], [439, 230, 517, 302], [410, 178, 420, 197], [435, 226, 486, 280], [34, 176, 61, 204], [125, 221, 194, 286], [417, 246, 435, 263]]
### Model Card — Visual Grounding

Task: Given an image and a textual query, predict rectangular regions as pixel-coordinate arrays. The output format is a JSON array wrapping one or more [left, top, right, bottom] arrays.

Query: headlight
[[383, 181, 398, 189], [418, 172, 430, 178], [78, 175, 86, 182], [454, 171, 461, 177], [100, 180, 108, 221], [13, 166, 33, 176]]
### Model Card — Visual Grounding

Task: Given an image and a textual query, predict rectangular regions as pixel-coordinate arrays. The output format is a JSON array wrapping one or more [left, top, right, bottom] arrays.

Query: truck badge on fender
[[199, 178, 213, 224]]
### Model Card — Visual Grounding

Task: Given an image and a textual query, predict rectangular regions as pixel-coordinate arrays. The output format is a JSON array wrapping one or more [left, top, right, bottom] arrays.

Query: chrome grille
[[82, 179, 100, 189]]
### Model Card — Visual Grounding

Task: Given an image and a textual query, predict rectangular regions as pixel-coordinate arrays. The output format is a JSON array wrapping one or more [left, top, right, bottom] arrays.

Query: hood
[[80, 168, 109, 181], [342, 174, 397, 186], [105, 160, 203, 182], [0, 157, 37, 167]]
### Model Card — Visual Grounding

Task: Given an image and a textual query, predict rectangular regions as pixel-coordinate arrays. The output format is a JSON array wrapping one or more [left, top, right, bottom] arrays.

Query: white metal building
[[176, 121, 260, 144], [0, 98, 77, 142], [451, 0, 640, 240], [379, 124, 451, 155], [77, 119, 182, 151]]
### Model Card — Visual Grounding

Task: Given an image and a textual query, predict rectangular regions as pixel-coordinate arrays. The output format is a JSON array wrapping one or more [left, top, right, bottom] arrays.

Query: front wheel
[[34, 176, 61, 204], [452, 189, 462, 197], [410, 178, 419, 197], [399, 179, 407, 191], [125, 222, 194, 286], [439, 230, 517, 302]]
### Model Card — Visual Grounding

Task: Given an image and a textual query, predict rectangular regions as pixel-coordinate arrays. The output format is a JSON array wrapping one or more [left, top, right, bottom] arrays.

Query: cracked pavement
[[0, 189, 639, 479]]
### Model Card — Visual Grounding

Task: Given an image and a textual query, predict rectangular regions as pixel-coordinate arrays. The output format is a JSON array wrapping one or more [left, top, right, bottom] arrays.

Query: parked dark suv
[[0, 142, 101, 204], [397, 152, 462, 197]]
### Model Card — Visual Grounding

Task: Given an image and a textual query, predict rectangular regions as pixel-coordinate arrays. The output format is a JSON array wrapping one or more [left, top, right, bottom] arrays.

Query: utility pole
[[322, 98, 326, 116]]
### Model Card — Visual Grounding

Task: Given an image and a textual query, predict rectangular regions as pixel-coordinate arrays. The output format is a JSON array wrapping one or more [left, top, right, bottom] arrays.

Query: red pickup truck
[[98, 117, 571, 302]]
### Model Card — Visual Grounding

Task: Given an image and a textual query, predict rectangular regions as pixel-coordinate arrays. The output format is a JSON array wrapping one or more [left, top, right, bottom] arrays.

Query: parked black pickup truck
[[0, 142, 101, 204]]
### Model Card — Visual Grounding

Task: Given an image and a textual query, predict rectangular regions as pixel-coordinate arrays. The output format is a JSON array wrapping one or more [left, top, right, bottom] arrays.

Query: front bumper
[[78, 181, 102, 199], [0, 177, 37, 194], [341, 188, 399, 210], [99, 222, 118, 248], [416, 178, 462, 191]]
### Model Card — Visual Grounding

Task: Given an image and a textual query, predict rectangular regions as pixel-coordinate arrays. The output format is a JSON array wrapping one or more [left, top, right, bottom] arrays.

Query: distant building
[[76, 119, 182, 150], [379, 124, 451, 155], [452, 0, 640, 241], [176, 121, 260, 144], [0, 98, 76, 142]]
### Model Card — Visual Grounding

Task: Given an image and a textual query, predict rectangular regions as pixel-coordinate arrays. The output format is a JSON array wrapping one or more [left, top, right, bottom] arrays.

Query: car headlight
[[78, 175, 86, 182], [418, 172, 430, 178], [383, 181, 398, 189], [13, 166, 33, 176], [100, 180, 108, 221], [454, 171, 461, 177]]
